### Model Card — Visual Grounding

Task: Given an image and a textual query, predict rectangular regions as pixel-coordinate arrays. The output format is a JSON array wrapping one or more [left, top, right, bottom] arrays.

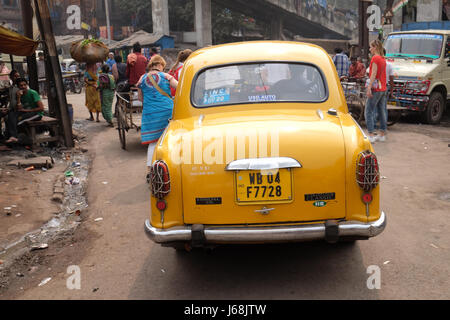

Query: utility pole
[[359, 0, 373, 64], [20, 0, 38, 92], [104, 0, 112, 45], [33, 0, 73, 148]]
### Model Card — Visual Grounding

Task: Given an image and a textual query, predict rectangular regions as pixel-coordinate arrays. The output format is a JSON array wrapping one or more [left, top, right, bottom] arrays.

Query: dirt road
[[1, 94, 449, 300]]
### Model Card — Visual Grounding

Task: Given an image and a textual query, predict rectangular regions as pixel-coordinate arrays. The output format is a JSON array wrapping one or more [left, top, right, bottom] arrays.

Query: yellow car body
[[145, 41, 386, 247]]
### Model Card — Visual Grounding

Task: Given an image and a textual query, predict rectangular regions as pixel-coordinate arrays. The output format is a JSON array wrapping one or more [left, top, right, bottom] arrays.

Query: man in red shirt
[[126, 42, 148, 87], [349, 56, 366, 80]]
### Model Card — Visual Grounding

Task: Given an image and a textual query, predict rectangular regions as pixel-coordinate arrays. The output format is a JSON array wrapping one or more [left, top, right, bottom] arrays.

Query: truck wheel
[[422, 92, 445, 124]]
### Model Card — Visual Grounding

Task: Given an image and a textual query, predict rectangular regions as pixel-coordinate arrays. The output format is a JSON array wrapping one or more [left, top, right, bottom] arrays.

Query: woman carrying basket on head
[[84, 63, 101, 122], [137, 55, 178, 180]]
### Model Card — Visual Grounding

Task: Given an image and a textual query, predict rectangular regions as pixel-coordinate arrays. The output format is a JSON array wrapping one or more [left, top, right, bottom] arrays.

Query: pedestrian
[[150, 47, 158, 58], [84, 63, 101, 122], [5, 78, 44, 144], [365, 40, 387, 143], [126, 42, 148, 87], [332, 48, 350, 79], [3, 70, 21, 132], [98, 64, 115, 127], [349, 56, 366, 80], [36, 52, 47, 98], [111, 55, 127, 85], [136, 55, 177, 181], [0, 60, 10, 82], [374, 52, 395, 130], [168, 49, 192, 97], [0, 70, 18, 141], [106, 52, 116, 72]]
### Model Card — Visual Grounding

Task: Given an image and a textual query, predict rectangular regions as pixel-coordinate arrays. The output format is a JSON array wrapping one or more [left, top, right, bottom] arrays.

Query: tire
[[346, 93, 365, 123], [422, 92, 445, 124], [387, 109, 402, 126], [117, 110, 126, 150]]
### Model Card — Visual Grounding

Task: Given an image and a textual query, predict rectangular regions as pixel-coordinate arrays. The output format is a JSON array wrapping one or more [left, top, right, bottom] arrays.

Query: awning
[[0, 26, 39, 56], [110, 30, 171, 49]]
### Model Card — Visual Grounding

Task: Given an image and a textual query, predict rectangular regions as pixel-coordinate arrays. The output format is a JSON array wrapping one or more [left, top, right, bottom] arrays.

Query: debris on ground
[[38, 277, 52, 287], [7, 156, 54, 169], [30, 243, 49, 251]]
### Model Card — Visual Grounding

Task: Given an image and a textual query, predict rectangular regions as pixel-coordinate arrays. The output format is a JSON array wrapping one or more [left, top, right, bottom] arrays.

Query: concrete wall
[[266, 0, 359, 41], [417, 0, 442, 21], [152, 0, 170, 35], [0, 3, 23, 33], [195, 0, 212, 47]]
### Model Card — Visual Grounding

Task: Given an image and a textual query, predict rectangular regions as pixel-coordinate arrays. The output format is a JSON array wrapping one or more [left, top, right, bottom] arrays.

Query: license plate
[[235, 169, 293, 203]]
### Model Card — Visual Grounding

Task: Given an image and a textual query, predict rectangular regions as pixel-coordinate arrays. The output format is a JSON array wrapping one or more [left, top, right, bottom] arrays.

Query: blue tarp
[[401, 21, 450, 31], [317, 0, 327, 9]]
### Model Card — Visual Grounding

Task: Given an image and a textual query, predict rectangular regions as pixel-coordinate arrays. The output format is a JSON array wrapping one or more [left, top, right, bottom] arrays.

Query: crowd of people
[[332, 42, 395, 144], [82, 42, 193, 178], [0, 42, 193, 153]]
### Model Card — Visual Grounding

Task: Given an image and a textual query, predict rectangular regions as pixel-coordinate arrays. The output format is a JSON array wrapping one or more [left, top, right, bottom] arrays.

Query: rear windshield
[[192, 62, 327, 108]]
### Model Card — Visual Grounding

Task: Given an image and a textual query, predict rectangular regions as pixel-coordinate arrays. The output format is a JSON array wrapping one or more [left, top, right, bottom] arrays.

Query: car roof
[[173, 41, 347, 119], [186, 41, 331, 67]]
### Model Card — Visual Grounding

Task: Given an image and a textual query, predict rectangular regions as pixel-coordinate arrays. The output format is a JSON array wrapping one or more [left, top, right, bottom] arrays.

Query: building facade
[[0, 0, 22, 32]]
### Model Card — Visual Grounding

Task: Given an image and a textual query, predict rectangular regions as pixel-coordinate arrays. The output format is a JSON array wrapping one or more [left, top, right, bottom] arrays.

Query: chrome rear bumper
[[144, 212, 386, 244]]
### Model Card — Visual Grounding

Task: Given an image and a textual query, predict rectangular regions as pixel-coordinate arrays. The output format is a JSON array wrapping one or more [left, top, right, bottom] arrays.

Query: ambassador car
[[144, 41, 386, 250]]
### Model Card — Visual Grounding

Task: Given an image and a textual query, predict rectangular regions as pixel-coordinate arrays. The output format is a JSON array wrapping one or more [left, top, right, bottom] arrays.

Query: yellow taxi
[[144, 41, 386, 249]]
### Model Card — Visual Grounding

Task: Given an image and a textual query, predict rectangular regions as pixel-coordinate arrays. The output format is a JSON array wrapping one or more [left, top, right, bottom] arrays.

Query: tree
[[116, 0, 153, 33], [169, 0, 194, 31]]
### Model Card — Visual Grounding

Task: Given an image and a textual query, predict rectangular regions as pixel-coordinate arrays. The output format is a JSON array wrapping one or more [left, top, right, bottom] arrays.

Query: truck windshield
[[385, 34, 443, 59], [192, 62, 327, 108]]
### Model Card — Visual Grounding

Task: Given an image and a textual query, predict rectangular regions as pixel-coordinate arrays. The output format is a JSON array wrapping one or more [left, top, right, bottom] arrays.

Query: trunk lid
[[178, 109, 347, 225]]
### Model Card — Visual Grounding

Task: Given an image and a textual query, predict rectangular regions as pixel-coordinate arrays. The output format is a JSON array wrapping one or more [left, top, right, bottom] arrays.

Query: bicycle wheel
[[346, 93, 365, 123], [117, 109, 127, 150]]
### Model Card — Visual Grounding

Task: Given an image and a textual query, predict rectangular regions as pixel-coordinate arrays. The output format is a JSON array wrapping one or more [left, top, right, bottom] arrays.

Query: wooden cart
[[115, 89, 142, 150]]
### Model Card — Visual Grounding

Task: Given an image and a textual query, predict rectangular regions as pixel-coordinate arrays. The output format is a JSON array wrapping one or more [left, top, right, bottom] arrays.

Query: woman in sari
[[137, 55, 178, 180], [98, 64, 116, 127], [84, 63, 101, 122]]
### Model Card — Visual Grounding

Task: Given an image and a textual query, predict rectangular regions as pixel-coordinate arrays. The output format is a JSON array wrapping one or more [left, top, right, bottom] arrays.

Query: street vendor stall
[[0, 25, 39, 57], [0, 25, 39, 87]]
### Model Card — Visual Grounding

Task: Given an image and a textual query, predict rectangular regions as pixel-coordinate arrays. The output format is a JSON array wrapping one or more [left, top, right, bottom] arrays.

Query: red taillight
[[356, 151, 380, 192], [362, 192, 373, 204], [156, 200, 167, 211], [150, 160, 170, 199]]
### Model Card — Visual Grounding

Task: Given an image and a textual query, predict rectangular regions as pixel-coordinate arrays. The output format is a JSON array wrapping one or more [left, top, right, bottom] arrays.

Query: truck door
[[444, 37, 450, 101]]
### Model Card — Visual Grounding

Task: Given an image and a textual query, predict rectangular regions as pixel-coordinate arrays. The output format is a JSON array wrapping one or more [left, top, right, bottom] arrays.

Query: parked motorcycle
[[63, 73, 83, 94]]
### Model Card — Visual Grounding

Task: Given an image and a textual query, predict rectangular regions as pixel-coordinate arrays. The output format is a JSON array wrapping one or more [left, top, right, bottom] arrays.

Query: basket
[[70, 39, 109, 64]]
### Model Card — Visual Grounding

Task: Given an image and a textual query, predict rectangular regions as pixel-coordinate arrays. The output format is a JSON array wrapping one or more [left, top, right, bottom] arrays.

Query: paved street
[[1, 94, 449, 300]]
